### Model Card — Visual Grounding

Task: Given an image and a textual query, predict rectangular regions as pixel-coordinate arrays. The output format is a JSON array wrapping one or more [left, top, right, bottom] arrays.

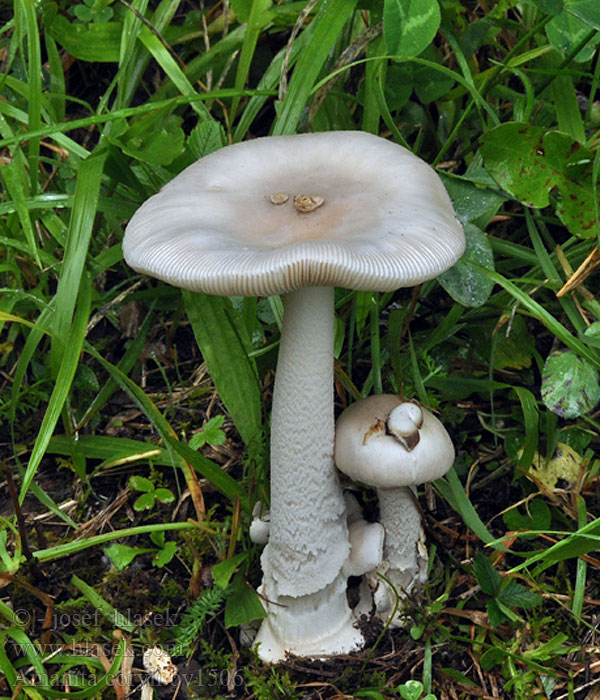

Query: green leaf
[[441, 171, 506, 228], [486, 598, 506, 627], [153, 488, 175, 503], [498, 580, 543, 609], [46, 14, 122, 61], [183, 291, 262, 449], [189, 415, 227, 449], [187, 120, 226, 159], [104, 543, 148, 570], [503, 501, 552, 537], [480, 647, 505, 670], [438, 223, 495, 307], [133, 492, 157, 511], [565, 0, 600, 30], [582, 321, 600, 347], [150, 530, 165, 548], [541, 349, 600, 418], [88, 347, 247, 505], [398, 680, 425, 700], [547, 9, 600, 61], [383, 0, 441, 57], [472, 552, 502, 597], [480, 123, 599, 238], [152, 541, 177, 568], [224, 573, 267, 628], [129, 475, 154, 493], [212, 552, 248, 589], [110, 111, 185, 165]]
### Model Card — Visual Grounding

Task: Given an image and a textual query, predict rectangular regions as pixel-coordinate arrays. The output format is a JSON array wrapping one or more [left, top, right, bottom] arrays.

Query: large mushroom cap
[[123, 131, 465, 296], [335, 394, 455, 488]]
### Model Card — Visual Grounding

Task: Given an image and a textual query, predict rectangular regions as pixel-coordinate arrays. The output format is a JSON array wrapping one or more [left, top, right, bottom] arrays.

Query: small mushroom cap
[[334, 395, 454, 488], [123, 131, 465, 296]]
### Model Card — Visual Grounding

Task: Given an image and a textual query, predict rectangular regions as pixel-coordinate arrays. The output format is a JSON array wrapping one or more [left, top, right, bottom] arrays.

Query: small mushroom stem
[[374, 485, 428, 624], [255, 285, 361, 661]]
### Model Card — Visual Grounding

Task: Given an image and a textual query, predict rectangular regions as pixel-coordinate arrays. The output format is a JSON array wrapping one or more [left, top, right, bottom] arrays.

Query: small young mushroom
[[335, 395, 455, 626], [122, 132, 464, 661]]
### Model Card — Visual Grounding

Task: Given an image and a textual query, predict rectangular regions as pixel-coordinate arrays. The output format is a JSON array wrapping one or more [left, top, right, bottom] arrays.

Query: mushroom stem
[[374, 485, 428, 624], [255, 285, 359, 660], [265, 286, 349, 595]]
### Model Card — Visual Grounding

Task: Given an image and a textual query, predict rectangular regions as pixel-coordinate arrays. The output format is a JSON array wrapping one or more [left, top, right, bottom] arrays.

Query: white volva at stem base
[[255, 286, 365, 662]]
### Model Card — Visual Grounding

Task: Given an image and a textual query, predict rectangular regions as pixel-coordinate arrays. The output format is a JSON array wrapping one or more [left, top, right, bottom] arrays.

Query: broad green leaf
[[153, 541, 177, 568], [398, 680, 425, 700], [438, 224, 495, 307], [441, 173, 505, 228], [383, 0, 441, 57], [472, 552, 502, 597], [535, 0, 565, 14], [183, 291, 262, 449], [212, 552, 248, 589], [187, 120, 226, 159], [583, 321, 600, 347], [498, 580, 542, 609], [129, 475, 154, 493], [104, 543, 148, 570], [189, 415, 227, 449], [541, 349, 600, 418], [133, 493, 157, 511], [480, 123, 599, 238], [503, 501, 552, 537], [480, 647, 505, 670], [110, 111, 185, 165], [547, 9, 600, 62], [45, 14, 122, 62], [224, 573, 267, 627], [154, 488, 175, 503], [566, 0, 600, 30]]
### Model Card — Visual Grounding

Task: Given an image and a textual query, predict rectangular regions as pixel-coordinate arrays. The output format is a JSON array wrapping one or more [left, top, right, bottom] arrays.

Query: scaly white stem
[[254, 286, 363, 661]]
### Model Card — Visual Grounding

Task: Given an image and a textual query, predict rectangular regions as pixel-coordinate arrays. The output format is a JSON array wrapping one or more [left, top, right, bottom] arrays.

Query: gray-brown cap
[[122, 131, 465, 296]]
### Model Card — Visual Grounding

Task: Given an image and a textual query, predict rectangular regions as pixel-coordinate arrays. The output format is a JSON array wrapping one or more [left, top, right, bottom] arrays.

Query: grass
[[1, 0, 600, 698]]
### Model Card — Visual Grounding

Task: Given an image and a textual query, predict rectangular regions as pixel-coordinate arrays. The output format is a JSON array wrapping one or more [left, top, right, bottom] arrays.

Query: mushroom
[[122, 131, 465, 661], [335, 394, 455, 626]]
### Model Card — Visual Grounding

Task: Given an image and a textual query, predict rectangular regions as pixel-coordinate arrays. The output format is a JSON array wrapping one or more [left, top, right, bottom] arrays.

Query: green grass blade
[[0, 160, 41, 267], [481, 267, 600, 370], [436, 467, 500, 547], [33, 522, 197, 562], [71, 575, 136, 632], [88, 346, 248, 504], [183, 291, 262, 449], [19, 275, 92, 502], [50, 150, 107, 375], [15, 0, 42, 194], [272, 0, 359, 135], [137, 25, 211, 120], [230, 0, 272, 123]]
